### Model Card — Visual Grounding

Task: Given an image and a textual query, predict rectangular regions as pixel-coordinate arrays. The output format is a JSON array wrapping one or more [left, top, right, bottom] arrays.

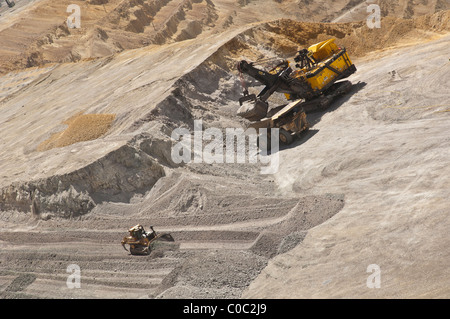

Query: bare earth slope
[[244, 34, 450, 298], [0, 0, 448, 74], [0, 1, 449, 299]]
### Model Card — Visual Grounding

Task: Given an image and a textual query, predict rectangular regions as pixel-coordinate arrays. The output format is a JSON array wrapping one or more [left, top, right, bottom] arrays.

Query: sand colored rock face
[[0, 0, 449, 300]]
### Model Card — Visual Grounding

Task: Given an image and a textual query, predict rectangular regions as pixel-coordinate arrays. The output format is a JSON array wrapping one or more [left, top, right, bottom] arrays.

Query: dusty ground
[[0, 0, 449, 299], [244, 34, 450, 298]]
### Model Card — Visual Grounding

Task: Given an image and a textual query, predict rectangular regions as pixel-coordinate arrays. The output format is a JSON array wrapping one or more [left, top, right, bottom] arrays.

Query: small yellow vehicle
[[121, 225, 174, 255]]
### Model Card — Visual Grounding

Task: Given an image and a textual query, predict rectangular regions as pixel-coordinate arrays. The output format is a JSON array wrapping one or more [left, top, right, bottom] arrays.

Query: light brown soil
[[37, 112, 116, 151]]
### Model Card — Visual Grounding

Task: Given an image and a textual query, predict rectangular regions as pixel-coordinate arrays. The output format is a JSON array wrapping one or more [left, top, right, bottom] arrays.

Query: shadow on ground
[[307, 81, 367, 126]]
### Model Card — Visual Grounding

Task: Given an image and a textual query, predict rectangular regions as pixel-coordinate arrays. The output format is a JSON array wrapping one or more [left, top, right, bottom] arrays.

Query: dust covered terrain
[[0, 0, 449, 299], [244, 34, 450, 298]]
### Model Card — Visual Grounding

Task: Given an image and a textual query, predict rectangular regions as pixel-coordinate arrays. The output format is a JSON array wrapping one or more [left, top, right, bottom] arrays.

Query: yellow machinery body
[[289, 38, 355, 95]]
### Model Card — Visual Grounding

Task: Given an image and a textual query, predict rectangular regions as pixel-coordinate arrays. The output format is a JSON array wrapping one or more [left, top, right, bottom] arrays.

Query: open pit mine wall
[[0, 29, 250, 219], [0, 143, 165, 218]]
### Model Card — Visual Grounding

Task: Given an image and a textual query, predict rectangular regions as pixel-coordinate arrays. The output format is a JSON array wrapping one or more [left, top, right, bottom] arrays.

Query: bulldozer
[[121, 224, 174, 255], [236, 38, 356, 145]]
